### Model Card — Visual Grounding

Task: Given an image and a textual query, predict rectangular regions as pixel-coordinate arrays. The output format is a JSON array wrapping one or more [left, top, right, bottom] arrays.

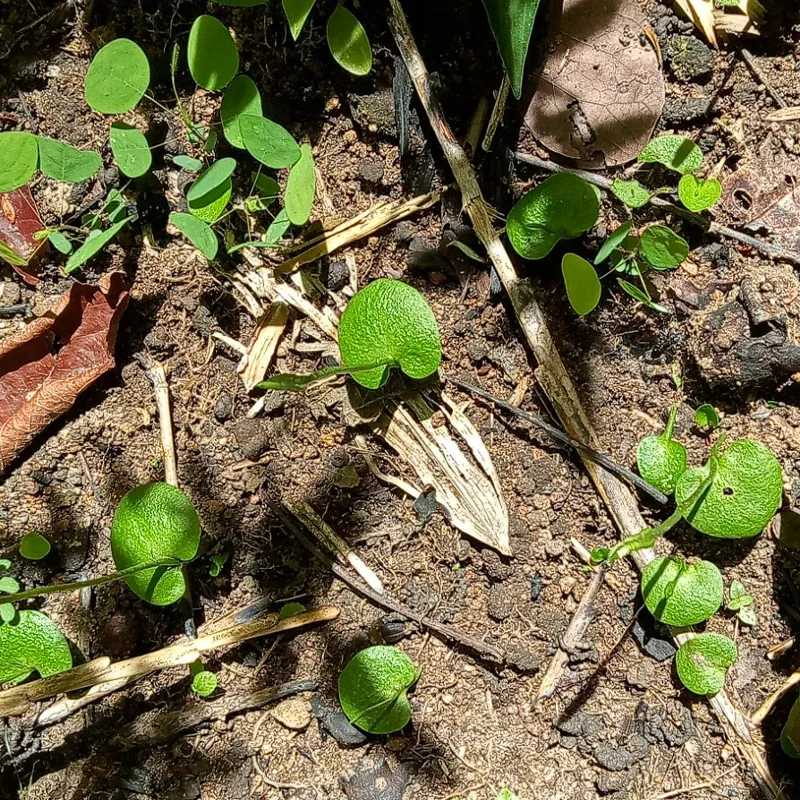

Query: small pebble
[[271, 697, 312, 731]]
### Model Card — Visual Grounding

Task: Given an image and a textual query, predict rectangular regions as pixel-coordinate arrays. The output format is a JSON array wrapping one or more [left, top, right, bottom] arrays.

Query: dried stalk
[[388, 2, 783, 796], [136, 357, 178, 486], [241, 302, 290, 391], [751, 670, 800, 725]]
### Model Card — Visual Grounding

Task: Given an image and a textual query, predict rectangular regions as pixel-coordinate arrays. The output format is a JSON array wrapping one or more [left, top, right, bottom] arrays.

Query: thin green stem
[[663, 404, 679, 441], [1, 558, 180, 605], [143, 93, 172, 114]]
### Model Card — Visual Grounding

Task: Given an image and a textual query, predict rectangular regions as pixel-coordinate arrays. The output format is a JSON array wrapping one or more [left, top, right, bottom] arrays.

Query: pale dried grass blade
[[766, 106, 800, 123], [676, 0, 719, 46], [241, 302, 290, 391]]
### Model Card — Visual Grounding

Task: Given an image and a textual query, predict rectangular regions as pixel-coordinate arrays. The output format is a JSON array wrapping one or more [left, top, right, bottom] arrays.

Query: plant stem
[[664, 404, 679, 440], [1, 559, 180, 605]]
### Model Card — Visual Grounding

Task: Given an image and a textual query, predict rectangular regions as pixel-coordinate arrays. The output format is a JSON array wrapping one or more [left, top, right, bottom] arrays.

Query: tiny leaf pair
[[726, 580, 757, 626]]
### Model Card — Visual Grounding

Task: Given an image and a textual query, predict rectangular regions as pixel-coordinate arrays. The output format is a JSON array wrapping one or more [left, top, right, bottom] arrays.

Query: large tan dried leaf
[[0, 272, 129, 473], [525, 0, 665, 168]]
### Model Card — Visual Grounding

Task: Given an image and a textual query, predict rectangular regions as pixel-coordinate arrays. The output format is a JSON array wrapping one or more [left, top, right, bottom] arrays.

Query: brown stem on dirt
[[514, 151, 800, 269], [751, 669, 800, 725], [136, 356, 178, 487], [740, 48, 787, 109], [388, 3, 785, 797], [482, 74, 510, 153]]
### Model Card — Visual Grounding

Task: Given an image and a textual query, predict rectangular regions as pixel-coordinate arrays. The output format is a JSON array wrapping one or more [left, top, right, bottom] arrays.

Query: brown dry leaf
[[0, 187, 47, 285], [524, 0, 665, 168], [0, 272, 129, 473]]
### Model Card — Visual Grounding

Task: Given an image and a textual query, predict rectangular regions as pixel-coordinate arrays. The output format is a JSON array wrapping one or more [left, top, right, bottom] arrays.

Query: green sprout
[[726, 580, 757, 626], [279, 601, 307, 620], [695, 404, 720, 430], [189, 660, 218, 697], [338, 645, 420, 734], [675, 633, 737, 696], [208, 552, 230, 578]]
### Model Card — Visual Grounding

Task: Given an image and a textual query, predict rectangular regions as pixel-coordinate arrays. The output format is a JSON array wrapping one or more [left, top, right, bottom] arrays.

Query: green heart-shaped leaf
[[675, 439, 783, 539], [85, 38, 150, 114], [110, 122, 152, 178], [0, 132, 38, 192], [641, 556, 723, 626], [338, 645, 419, 734], [326, 6, 372, 76], [611, 178, 651, 209], [188, 15, 239, 91], [0, 610, 72, 684], [507, 173, 599, 260], [37, 137, 102, 183], [678, 174, 721, 213], [110, 482, 201, 606], [561, 253, 601, 316], [636, 408, 687, 495], [221, 76, 262, 149], [675, 633, 737, 696], [639, 225, 689, 270], [638, 135, 702, 175], [338, 279, 442, 390]]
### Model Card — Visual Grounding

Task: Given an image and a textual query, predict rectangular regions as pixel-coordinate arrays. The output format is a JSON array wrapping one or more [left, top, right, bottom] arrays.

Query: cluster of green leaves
[[612, 135, 722, 214], [726, 579, 756, 627], [338, 645, 420, 734], [260, 279, 442, 393]]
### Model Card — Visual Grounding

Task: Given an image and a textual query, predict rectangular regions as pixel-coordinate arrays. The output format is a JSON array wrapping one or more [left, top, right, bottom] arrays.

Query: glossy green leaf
[[611, 178, 651, 209], [641, 557, 723, 626], [0, 132, 38, 192], [19, 533, 51, 561], [187, 158, 237, 206], [109, 122, 152, 178], [326, 6, 372, 76], [639, 225, 689, 270], [506, 173, 599, 260], [65, 216, 132, 274], [170, 212, 219, 260], [37, 138, 101, 183], [594, 221, 633, 265], [221, 76, 262, 149], [283, 0, 318, 40], [675, 633, 737, 696], [85, 38, 150, 114], [481, 0, 541, 99], [0, 610, 72, 684], [285, 143, 315, 226], [678, 174, 721, 212], [617, 278, 669, 313], [240, 114, 301, 169], [338, 646, 419, 734], [188, 178, 232, 223], [172, 155, 204, 172], [188, 15, 239, 91], [561, 253, 601, 316], [110, 482, 201, 606], [338, 279, 442, 390], [638, 135, 702, 175]]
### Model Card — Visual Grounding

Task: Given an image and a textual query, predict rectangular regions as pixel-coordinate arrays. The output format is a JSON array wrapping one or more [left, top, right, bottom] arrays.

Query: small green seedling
[[0, 610, 73, 685], [188, 16, 239, 91], [19, 533, 51, 561], [506, 172, 599, 259], [641, 556, 723, 626], [675, 438, 783, 539], [279, 601, 307, 619], [695, 404, 720, 430], [338, 645, 420, 734], [675, 633, 737, 696], [726, 579, 756, 626], [782, 693, 800, 759], [636, 406, 687, 495], [208, 552, 229, 578], [0, 560, 19, 623], [189, 659, 218, 697], [85, 38, 150, 114], [110, 482, 201, 605], [678, 174, 722, 213]]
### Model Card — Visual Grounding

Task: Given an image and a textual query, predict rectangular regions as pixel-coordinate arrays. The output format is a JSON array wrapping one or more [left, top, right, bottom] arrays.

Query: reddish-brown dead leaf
[[524, 0, 665, 168], [0, 187, 47, 285], [0, 272, 129, 473]]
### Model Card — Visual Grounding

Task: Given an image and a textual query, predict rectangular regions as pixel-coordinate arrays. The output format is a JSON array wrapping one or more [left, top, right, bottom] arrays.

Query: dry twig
[[136, 356, 178, 487]]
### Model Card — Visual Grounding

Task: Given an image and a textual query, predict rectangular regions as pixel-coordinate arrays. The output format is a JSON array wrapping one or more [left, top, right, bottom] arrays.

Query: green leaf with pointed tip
[[0, 241, 29, 267], [259, 361, 387, 392], [675, 439, 783, 539], [188, 15, 239, 91], [37, 138, 101, 183], [611, 178, 651, 208], [191, 670, 218, 697], [240, 114, 301, 169], [327, 6, 372, 76], [221, 76, 262, 149], [737, 605, 757, 626], [480, 0, 541, 99], [285, 143, 315, 226], [0, 610, 72, 684], [283, 0, 318, 40], [561, 253, 601, 316], [638, 135, 702, 175], [170, 212, 218, 260], [110, 122, 152, 178], [65, 216, 132, 274], [639, 225, 688, 270], [506, 173, 599, 260], [338, 279, 442, 390], [0, 132, 38, 192], [338, 645, 419, 734], [85, 38, 150, 114], [19, 533, 51, 561], [595, 221, 634, 265], [617, 278, 669, 313], [188, 178, 232, 223], [678, 174, 721, 212], [675, 633, 737, 696], [695, 404, 719, 429], [641, 557, 723, 626], [110, 482, 201, 606]]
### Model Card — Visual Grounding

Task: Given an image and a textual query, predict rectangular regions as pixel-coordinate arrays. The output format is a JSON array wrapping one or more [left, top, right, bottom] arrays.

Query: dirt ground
[[1, 0, 800, 798]]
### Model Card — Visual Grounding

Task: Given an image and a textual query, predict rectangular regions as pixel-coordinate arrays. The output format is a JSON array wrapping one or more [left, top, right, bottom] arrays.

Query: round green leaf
[[0, 610, 72, 684], [638, 135, 703, 175], [19, 533, 51, 561], [641, 557, 723, 626], [173, 154, 204, 172], [675, 633, 737, 696], [191, 670, 218, 697], [695, 404, 719, 429], [37, 137, 101, 183], [240, 114, 301, 169], [283, 0, 317, 40], [338, 646, 419, 734], [678, 174, 722, 213], [561, 253, 601, 316], [639, 225, 689, 270], [221, 76, 262, 149], [170, 212, 218, 260], [187, 158, 237, 206], [0, 132, 38, 192], [611, 178, 651, 209], [675, 439, 783, 539], [109, 122, 152, 178], [327, 6, 372, 76], [110, 482, 201, 606], [506, 173, 600, 260], [338, 279, 442, 390], [188, 178, 232, 223], [285, 143, 315, 226], [637, 419, 687, 495], [85, 38, 150, 114], [188, 15, 239, 91]]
